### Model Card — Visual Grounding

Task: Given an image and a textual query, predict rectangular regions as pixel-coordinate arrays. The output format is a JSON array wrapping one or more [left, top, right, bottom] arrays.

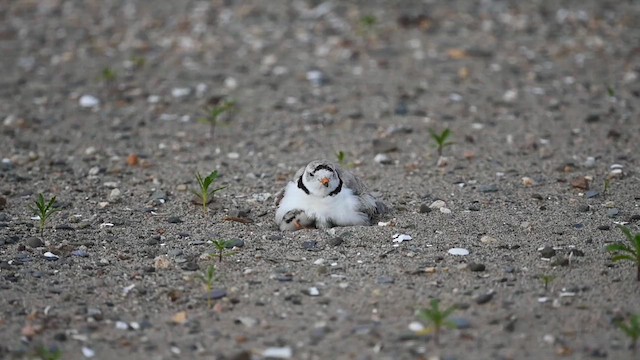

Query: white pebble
[[82, 347, 95, 358], [308, 287, 320, 296], [79, 95, 100, 108], [313, 258, 325, 265], [262, 347, 292, 359], [115, 321, 128, 330], [44, 252, 59, 260], [171, 87, 191, 98], [429, 200, 446, 209], [227, 152, 240, 159], [374, 153, 392, 165], [392, 233, 413, 243], [439, 207, 451, 214], [88, 166, 100, 176], [448, 248, 470, 256], [84, 147, 97, 155], [408, 321, 424, 332], [108, 188, 121, 202], [503, 89, 518, 102], [98, 202, 109, 209], [147, 95, 160, 104]]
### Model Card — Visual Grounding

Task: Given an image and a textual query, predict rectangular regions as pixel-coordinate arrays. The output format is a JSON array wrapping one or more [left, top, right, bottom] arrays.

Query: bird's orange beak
[[321, 177, 330, 187]]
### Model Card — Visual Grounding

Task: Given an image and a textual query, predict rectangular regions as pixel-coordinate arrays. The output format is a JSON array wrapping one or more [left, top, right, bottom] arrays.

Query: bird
[[274, 159, 387, 230]]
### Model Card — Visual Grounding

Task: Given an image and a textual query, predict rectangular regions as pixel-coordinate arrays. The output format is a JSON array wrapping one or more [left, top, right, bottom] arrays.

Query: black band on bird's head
[[328, 177, 343, 196], [312, 164, 334, 175], [297, 176, 310, 195]]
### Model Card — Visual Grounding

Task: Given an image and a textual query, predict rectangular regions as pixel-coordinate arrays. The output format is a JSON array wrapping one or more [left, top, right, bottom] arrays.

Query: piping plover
[[275, 159, 387, 230]]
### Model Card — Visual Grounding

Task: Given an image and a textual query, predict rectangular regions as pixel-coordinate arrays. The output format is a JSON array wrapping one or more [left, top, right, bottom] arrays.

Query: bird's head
[[302, 160, 341, 197]]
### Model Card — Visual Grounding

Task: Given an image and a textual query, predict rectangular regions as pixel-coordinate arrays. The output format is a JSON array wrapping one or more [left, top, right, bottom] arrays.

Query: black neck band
[[297, 176, 310, 194], [328, 177, 343, 196]]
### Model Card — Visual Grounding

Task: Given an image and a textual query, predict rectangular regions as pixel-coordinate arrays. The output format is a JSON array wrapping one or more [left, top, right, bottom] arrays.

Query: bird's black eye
[[309, 172, 314, 177]]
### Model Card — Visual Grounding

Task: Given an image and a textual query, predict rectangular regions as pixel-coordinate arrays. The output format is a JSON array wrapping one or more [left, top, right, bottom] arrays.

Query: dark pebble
[[167, 216, 183, 224], [225, 239, 244, 248], [539, 246, 556, 258], [629, 214, 640, 222], [584, 114, 600, 123], [327, 237, 344, 247], [478, 184, 498, 193], [372, 139, 398, 153], [419, 204, 432, 213], [53, 333, 67, 342], [450, 317, 471, 329], [476, 293, 494, 304], [394, 102, 409, 116], [71, 250, 89, 257], [377, 275, 395, 284], [607, 208, 619, 218], [597, 225, 610, 231], [181, 261, 199, 271], [468, 203, 481, 211], [574, 223, 584, 229], [285, 294, 302, 305], [147, 237, 160, 245], [531, 193, 543, 200], [578, 205, 591, 212], [0, 213, 10, 221], [302, 240, 318, 251], [204, 288, 227, 300], [550, 256, 569, 267], [268, 234, 283, 241], [0, 196, 6, 210], [469, 263, 486, 272], [55, 224, 74, 231], [585, 190, 599, 198], [26, 237, 44, 248], [229, 350, 252, 360], [229, 209, 251, 218], [275, 273, 293, 282], [568, 249, 585, 257]]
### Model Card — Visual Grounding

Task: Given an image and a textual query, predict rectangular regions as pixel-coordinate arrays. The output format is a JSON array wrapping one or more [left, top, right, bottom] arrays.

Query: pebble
[[583, 156, 596, 168], [204, 289, 227, 300], [171, 87, 191, 98], [468, 203, 481, 211], [539, 246, 556, 258], [153, 255, 172, 270], [550, 256, 569, 267], [429, 200, 446, 209], [228, 152, 240, 159], [392, 233, 412, 243], [79, 95, 99, 108], [302, 241, 318, 251], [167, 216, 183, 224], [597, 225, 610, 231], [306, 70, 327, 87], [44, 252, 59, 261], [26, 237, 44, 248], [377, 275, 395, 284], [475, 293, 494, 304], [262, 347, 292, 359], [585, 190, 599, 198], [115, 321, 128, 330], [306, 287, 320, 296], [0, 196, 6, 210], [82, 347, 96, 358], [479, 184, 498, 193], [108, 188, 121, 202], [578, 205, 591, 212], [235, 317, 258, 328], [448, 248, 469, 256], [327, 237, 343, 247], [469, 263, 486, 272], [374, 153, 392, 165], [372, 139, 398, 153], [450, 317, 471, 329], [418, 204, 432, 213], [180, 261, 199, 271], [226, 239, 244, 248], [480, 235, 497, 244], [72, 250, 89, 257], [607, 208, 619, 218]]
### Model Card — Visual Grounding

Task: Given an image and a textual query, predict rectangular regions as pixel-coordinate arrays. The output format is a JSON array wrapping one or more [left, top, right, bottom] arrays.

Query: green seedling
[[198, 101, 236, 138], [541, 274, 555, 291], [131, 56, 146, 69], [30, 194, 59, 236], [429, 128, 453, 157], [196, 265, 216, 308], [606, 225, 640, 281], [607, 85, 615, 98], [336, 151, 347, 166], [36, 346, 62, 360], [210, 239, 235, 263], [603, 178, 611, 197], [192, 171, 226, 215], [101, 67, 117, 82], [616, 314, 640, 352], [417, 299, 457, 345]]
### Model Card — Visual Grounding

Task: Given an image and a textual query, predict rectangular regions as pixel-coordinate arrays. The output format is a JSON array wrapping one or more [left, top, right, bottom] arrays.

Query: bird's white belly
[[275, 182, 368, 227]]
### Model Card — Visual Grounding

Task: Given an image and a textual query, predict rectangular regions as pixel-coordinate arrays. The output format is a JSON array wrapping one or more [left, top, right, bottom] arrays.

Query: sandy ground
[[1, 1, 640, 359]]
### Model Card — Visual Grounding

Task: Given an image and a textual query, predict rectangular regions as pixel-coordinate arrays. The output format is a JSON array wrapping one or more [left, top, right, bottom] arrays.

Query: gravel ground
[[1, 1, 640, 359]]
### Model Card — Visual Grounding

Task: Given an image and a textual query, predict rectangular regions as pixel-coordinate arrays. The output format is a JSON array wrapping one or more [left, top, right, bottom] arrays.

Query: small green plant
[[192, 171, 226, 215], [101, 67, 117, 82], [198, 101, 236, 138], [606, 225, 640, 281], [607, 85, 615, 98], [196, 265, 216, 308], [30, 194, 59, 236], [616, 314, 640, 352], [603, 178, 611, 197], [210, 239, 235, 263], [541, 274, 555, 291], [429, 128, 454, 157], [336, 151, 347, 166], [417, 299, 457, 345], [36, 346, 62, 360], [131, 56, 146, 69]]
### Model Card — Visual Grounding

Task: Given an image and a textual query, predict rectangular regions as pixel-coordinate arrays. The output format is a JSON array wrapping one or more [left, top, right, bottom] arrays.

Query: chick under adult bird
[[275, 159, 387, 230]]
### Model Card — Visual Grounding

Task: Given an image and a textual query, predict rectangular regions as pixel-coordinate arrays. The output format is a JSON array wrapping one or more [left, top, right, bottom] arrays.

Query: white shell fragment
[[262, 347, 293, 359], [448, 248, 470, 256], [392, 234, 413, 243], [408, 321, 425, 332], [79, 95, 100, 108], [44, 252, 59, 260]]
